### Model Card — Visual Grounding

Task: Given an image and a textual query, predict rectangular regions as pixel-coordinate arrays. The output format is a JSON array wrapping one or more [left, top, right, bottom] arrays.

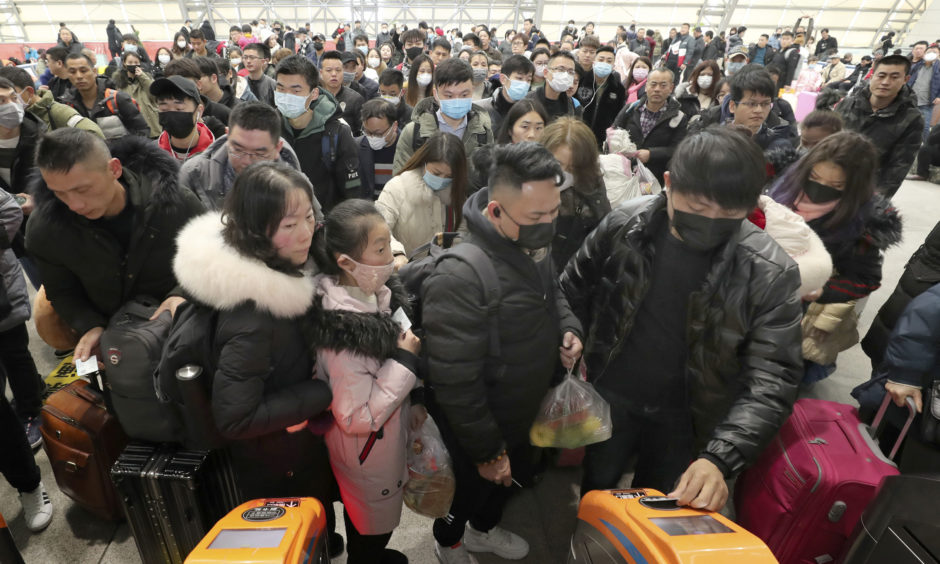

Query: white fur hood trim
[[759, 195, 833, 297], [173, 213, 315, 318]]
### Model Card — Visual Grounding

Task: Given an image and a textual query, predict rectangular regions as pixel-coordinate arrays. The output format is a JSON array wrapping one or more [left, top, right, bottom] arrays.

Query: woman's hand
[[885, 381, 923, 413], [398, 329, 421, 355], [409, 404, 428, 431]]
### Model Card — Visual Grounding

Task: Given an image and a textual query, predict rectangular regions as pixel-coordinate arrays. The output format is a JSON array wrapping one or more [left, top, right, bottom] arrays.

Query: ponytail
[[310, 199, 385, 275]]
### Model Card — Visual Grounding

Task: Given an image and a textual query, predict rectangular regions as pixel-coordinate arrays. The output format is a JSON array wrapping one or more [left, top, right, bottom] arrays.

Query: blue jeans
[[920, 105, 933, 143]]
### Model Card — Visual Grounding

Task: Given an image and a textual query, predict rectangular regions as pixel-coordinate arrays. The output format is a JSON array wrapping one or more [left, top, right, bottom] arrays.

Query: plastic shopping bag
[[529, 366, 613, 449], [403, 416, 456, 518], [634, 160, 661, 196]]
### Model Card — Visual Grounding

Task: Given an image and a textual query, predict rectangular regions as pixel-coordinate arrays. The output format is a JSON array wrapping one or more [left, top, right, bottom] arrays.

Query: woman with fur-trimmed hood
[[770, 131, 902, 383]]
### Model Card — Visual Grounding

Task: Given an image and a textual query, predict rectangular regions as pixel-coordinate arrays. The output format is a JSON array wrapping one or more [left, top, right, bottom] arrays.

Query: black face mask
[[313, 41, 323, 51], [406, 46, 424, 61], [671, 209, 743, 252], [803, 180, 843, 203], [125, 65, 139, 76], [159, 110, 196, 138], [499, 206, 557, 250]]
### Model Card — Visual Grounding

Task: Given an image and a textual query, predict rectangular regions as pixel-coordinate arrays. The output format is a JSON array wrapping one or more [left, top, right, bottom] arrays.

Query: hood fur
[[864, 194, 903, 250], [173, 213, 315, 318], [758, 196, 833, 296]]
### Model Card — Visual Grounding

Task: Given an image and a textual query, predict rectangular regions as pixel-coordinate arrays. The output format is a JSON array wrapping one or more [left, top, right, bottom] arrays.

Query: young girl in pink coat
[[308, 199, 424, 564]]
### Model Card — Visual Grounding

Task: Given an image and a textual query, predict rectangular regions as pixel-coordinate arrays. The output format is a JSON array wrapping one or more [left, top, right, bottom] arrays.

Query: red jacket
[[157, 121, 214, 162]]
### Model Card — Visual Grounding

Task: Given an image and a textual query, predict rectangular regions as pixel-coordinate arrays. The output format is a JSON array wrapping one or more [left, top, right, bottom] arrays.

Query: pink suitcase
[[795, 91, 818, 122], [735, 395, 915, 564]]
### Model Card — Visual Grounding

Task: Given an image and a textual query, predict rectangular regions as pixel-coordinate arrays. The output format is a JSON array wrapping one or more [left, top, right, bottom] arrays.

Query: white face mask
[[535, 63, 547, 78], [231, 58, 242, 66], [177, 40, 187, 49], [381, 94, 400, 107], [548, 71, 574, 93], [416, 73, 433, 87], [367, 57, 381, 68], [697, 75, 713, 89], [926, 52, 939, 62], [158, 54, 171, 65]]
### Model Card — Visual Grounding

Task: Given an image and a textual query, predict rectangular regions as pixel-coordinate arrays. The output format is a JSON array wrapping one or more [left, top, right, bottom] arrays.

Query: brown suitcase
[[41, 379, 128, 520]]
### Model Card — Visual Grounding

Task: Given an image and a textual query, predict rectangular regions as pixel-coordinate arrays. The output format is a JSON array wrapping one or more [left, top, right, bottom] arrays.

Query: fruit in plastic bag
[[529, 366, 613, 449], [404, 416, 456, 518]]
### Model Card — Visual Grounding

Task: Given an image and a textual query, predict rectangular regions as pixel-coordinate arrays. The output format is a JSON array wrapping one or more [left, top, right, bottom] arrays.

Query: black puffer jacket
[[863, 220, 940, 367], [26, 136, 205, 336], [421, 188, 583, 463], [553, 179, 611, 274], [612, 96, 690, 185], [836, 85, 924, 198], [560, 194, 803, 476], [581, 71, 627, 148]]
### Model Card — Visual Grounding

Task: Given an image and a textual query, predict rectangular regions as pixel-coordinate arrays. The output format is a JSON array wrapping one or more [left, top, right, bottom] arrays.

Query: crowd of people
[[0, 13, 938, 564]]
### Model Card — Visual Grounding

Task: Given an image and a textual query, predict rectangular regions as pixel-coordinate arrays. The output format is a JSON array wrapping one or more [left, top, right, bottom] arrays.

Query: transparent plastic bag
[[529, 366, 613, 448], [634, 160, 662, 196], [403, 416, 456, 518]]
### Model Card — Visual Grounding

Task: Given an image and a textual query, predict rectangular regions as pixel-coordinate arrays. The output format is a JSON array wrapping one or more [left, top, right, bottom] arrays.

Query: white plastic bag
[[403, 416, 455, 518], [634, 160, 661, 196], [529, 367, 613, 449]]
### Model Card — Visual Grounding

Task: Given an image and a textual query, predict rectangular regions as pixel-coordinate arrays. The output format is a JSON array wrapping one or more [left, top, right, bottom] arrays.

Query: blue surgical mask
[[275, 91, 310, 119], [438, 96, 473, 120], [423, 169, 453, 191], [593, 62, 612, 78], [357, 45, 368, 55], [343, 71, 356, 85], [507, 79, 530, 101], [123, 43, 138, 54], [727, 61, 745, 74]]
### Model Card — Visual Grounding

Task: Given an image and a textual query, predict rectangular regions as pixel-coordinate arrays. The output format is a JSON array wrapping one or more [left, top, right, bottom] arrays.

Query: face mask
[[356, 45, 369, 56], [406, 46, 424, 61], [123, 44, 138, 54], [548, 71, 574, 93], [125, 65, 139, 76], [0, 102, 24, 129], [158, 54, 171, 65], [159, 110, 196, 138], [342, 71, 356, 85], [507, 79, 530, 101], [313, 41, 324, 51], [423, 169, 453, 191], [697, 75, 713, 89], [593, 62, 612, 78], [803, 180, 843, 203], [472, 68, 488, 82], [671, 208, 743, 252], [367, 133, 388, 150], [416, 72, 432, 87], [340, 254, 395, 294], [368, 57, 381, 68], [275, 91, 310, 119], [381, 94, 400, 106], [499, 205, 556, 250], [535, 64, 547, 78], [559, 171, 574, 191], [438, 96, 473, 119], [231, 57, 242, 66], [632, 68, 649, 80], [177, 40, 187, 49], [926, 52, 939, 62], [727, 61, 745, 74], [382, 28, 388, 34]]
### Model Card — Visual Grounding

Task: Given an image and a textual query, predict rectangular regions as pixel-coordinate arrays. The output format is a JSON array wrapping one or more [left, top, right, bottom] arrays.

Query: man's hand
[[409, 403, 428, 432], [933, 97, 940, 105], [668, 458, 728, 511], [75, 326, 105, 362], [885, 381, 923, 413], [560, 332, 583, 369], [636, 149, 651, 163], [477, 455, 512, 486], [150, 296, 186, 320], [16, 193, 33, 215], [393, 254, 409, 272]]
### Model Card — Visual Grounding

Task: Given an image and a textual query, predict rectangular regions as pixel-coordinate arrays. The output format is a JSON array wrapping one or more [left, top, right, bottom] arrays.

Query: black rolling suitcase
[[110, 443, 242, 564]]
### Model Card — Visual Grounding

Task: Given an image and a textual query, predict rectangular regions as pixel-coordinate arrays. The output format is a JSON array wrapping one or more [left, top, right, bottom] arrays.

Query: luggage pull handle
[[176, 365, 225, 450], [866, 393, 918, 461]]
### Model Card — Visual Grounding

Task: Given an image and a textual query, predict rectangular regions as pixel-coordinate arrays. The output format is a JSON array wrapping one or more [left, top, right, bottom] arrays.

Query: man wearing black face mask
[[561, 126, 802, 513], [150, 76, 214, 161], [422, 141, 583, 563]]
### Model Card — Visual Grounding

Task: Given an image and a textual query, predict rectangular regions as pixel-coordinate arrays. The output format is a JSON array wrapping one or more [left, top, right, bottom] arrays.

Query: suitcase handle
[[867, 393, 918, 461]]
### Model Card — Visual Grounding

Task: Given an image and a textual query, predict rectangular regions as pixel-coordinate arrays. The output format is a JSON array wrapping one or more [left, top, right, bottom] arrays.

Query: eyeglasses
[[364, 124, 394, 138], [242, 55, 264, 62], [549, 67, 577, 76], [738, 100, 773, 109], [228, 142, 274, 160]]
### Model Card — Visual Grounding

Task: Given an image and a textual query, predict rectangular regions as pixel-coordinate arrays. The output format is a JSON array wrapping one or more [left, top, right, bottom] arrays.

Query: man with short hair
[[476, 54, 535, 132], [612, 68, 688, 183], [353, 51, 379, 100], [274, 55, 361, 211], [27, 128, 204, 356], [377, 22, 392, 47], [525, 51, 581, 122], [684, 26, 706, 80], [242, 43, 276, 106], [192, 56, 238, 109], [378, 69, 412, 129], [561, 126, 802, 515], [835, 54, 873, 92], [305, 33, 326, 67], [748, 34, 774, 66], [319, 51, 365, 136], [0, 66, 103, 137], [150, 75, 214, 162], [906, 43, 940, 142], [462, 33, 481, 51], [41, 46, 72, 101], [61, 53, 149, 139], [393, 58, 495, 173], [430, 38, 452, 66], [664, 23, 693, 82], [821, 51, 847, 87], [179, 101, 304, 210], [397, 28, 427, 76], [814, 28, 838, 57], [583, 46, 626, 147], [837, 54, 924, 197], [186, 29, 217, 59], [770, 31, 801, 89], [726, 45, 749, 75], [910, 40, 928, 65], [164, 57, 230, 137], [423, 141, 583, 564], [701, 30, 720, 62], [357, 99, 400, 199]]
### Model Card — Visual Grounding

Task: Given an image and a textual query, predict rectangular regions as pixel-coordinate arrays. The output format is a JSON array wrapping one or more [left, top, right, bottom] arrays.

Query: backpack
[[155, 300, 226, 449], [102, 88, 139, 115]]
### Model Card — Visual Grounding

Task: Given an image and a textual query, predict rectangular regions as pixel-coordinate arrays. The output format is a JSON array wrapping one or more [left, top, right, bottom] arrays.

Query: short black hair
[[821, 28, 829, 33], [0, 77, 14, 92], [243, 42, 270, 59], [401, 28, 424, 45], [597, 45, 615, 56], [431, 37, 452, 52], [229, 25, 241, 33], [189, 29, 205, 41], [46, 46, 68, 63], [319, 50, 344, 65], [276, 55, 320, 90], [36, 128, 111, 174], [729, 65, 776, 102], [353, 34, 369, 45], [0, 66, 34, 90], [501, 54, 535, 76], [462, 32, 480, 48], [229, 101, 281, 142], [66, 52, 95, 67], [705, 30, 714, 39], [549, 51, 577, 66], [781, 31, 793, 38], [760, 33, 769, 39], [434, 58, 473, 88], [669, 126, 764, 210], [164, 57, 201, 81], [764, 64, 782, 77], [360, 98, 396, 125], [874, 53, 912, 74], [913, 40, 930, 47], [379, 68, 404, 88], [489, 141, 563, 193], [121, 33, 138, 43], [193, 56, 220, 78]]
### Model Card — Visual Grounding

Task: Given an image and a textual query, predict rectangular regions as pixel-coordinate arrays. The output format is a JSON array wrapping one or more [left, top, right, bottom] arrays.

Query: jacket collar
[[283, 89, 339, 140], [173, 212, 315, 317], [158, 122, 215, 161]]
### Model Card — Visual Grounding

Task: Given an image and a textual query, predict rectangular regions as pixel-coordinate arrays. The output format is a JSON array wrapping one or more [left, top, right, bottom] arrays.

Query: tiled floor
[[2, 178, 937, 564]]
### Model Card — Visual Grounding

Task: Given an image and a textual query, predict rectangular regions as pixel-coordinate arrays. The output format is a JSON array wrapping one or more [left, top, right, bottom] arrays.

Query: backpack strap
[[321, 121, 339, 171], [411, 120, 424, 152], [441, 243, 501, 358]]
